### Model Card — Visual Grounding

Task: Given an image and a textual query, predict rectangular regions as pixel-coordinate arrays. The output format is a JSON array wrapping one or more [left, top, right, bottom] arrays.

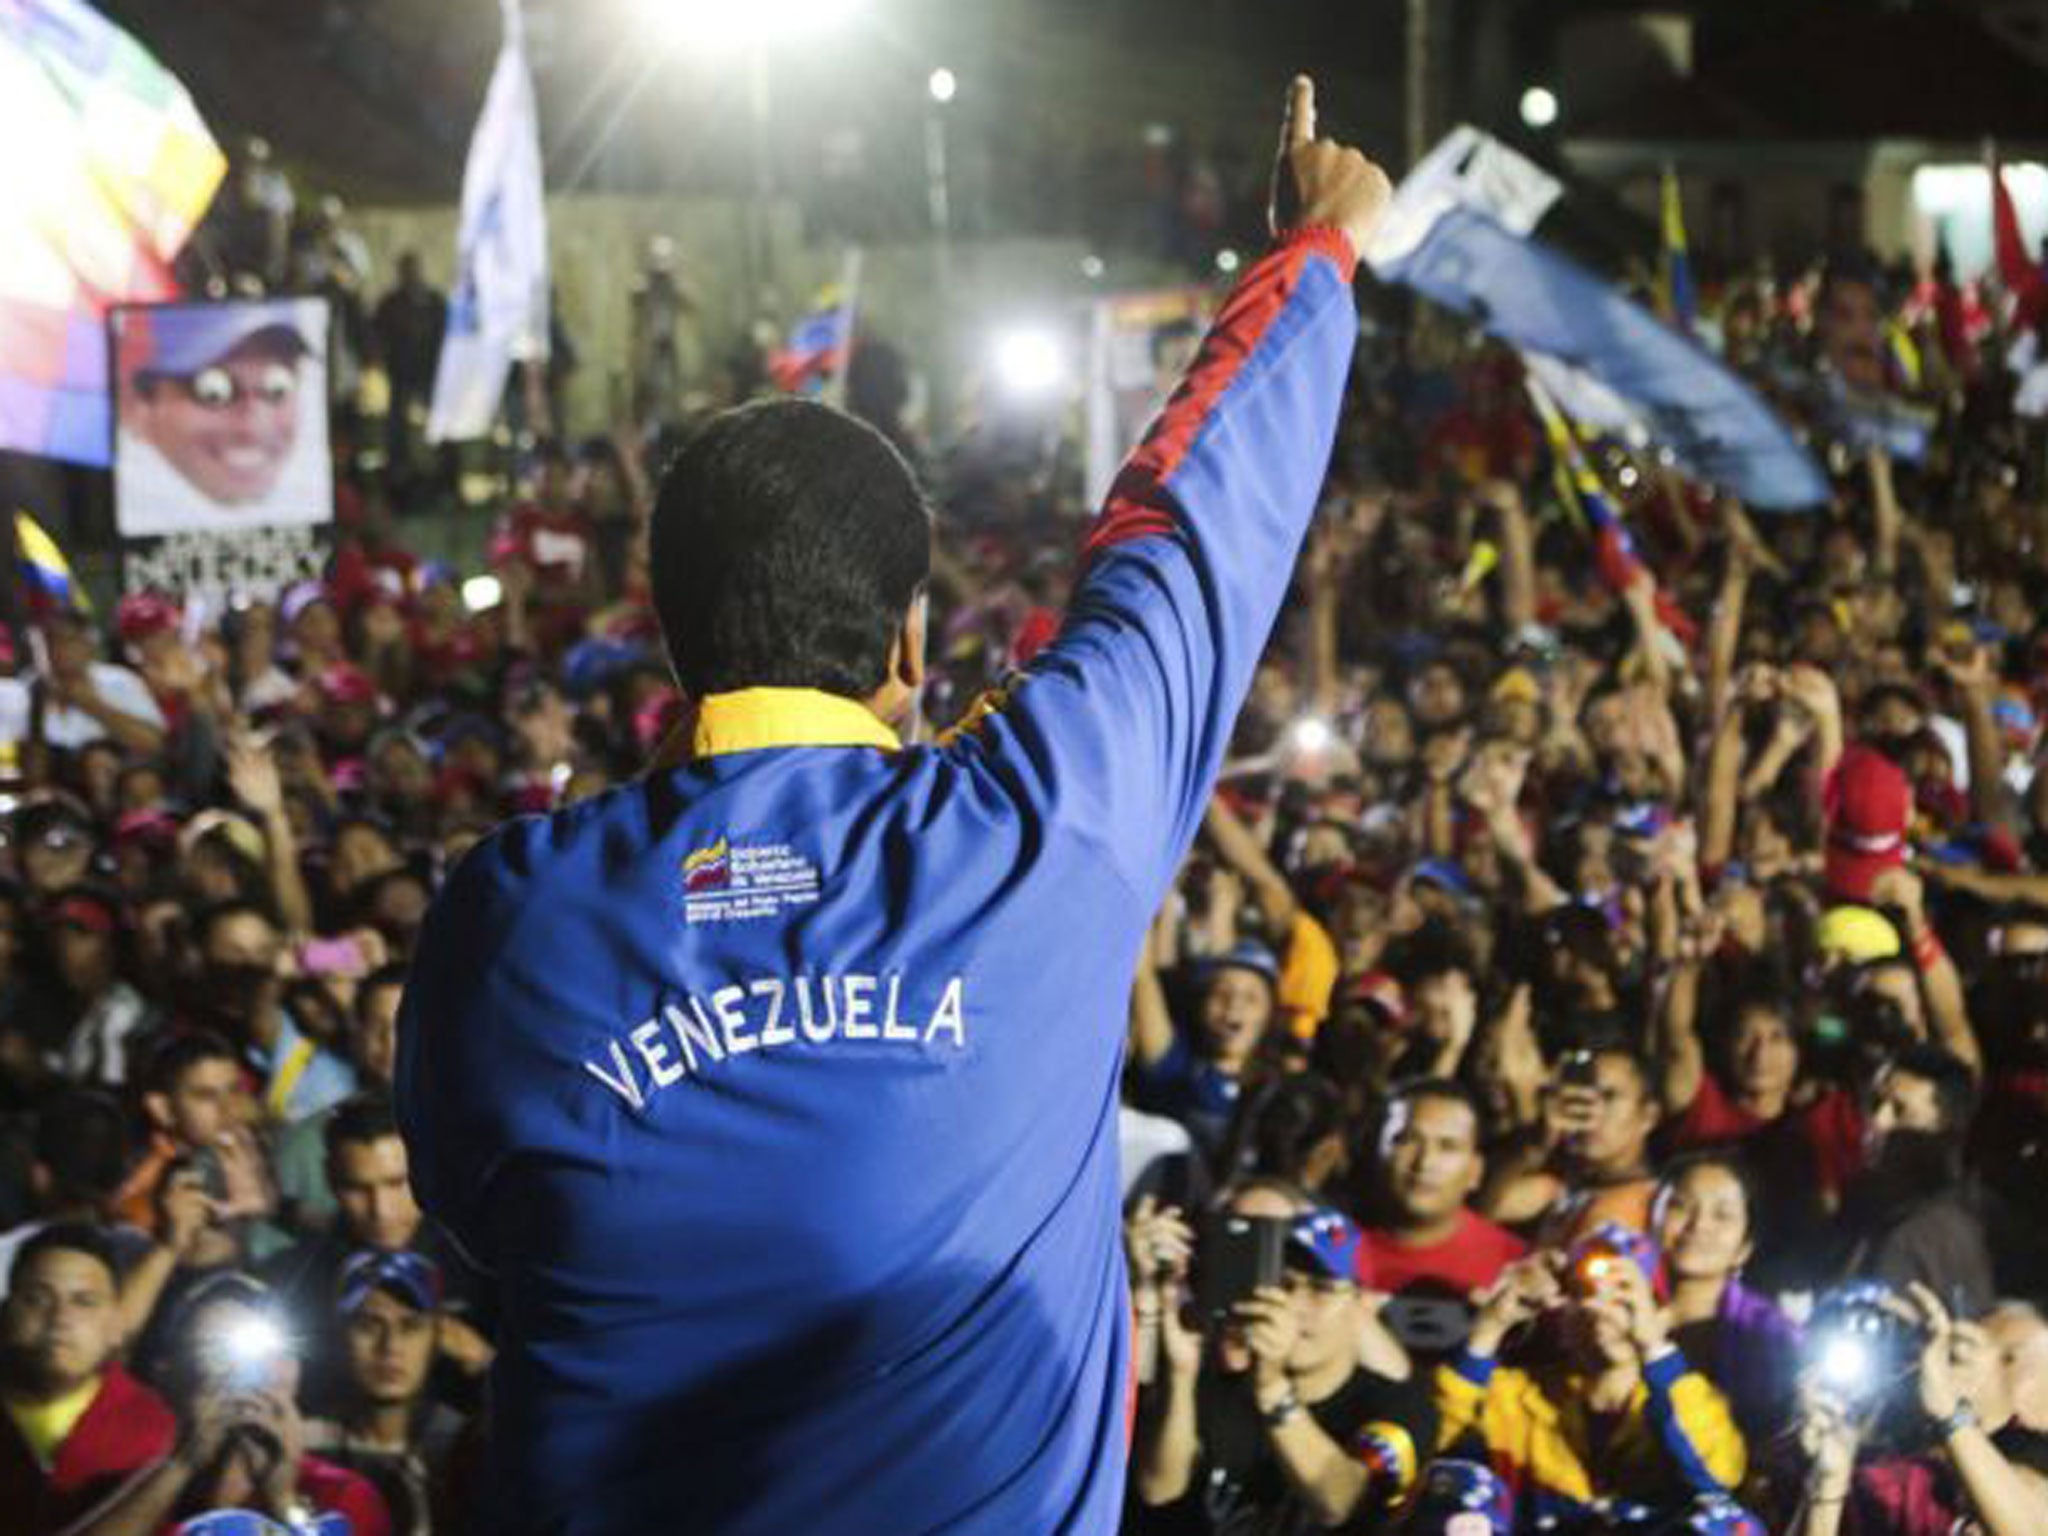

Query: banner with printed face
[[110, 297, 332, 537]]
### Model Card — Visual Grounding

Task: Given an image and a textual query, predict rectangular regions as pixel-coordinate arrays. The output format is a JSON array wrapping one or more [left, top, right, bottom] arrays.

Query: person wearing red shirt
[[0, 1224, 178, 1535], [489, 443, 603, 657], [61, 1273, 389, 1536], [1359, 1079, 1525, 1356], [1657, 974, 1866, 1218]]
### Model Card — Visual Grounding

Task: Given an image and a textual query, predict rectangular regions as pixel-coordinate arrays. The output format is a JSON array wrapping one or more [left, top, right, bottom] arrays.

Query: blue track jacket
[[396, 226, 1360, 1535]]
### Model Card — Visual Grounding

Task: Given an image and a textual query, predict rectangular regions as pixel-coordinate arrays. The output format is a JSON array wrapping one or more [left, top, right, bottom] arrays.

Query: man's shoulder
[[440, 785, 638, 896], [88, 1364, 175, 1435], [259, 1230, 348, 1298], [1456, 1207, 1529, 1259], [300, 1452, 393, 1531]]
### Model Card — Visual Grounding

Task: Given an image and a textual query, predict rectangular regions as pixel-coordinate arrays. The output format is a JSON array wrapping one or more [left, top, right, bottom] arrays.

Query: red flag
[[1992, 156, 2046, 330]]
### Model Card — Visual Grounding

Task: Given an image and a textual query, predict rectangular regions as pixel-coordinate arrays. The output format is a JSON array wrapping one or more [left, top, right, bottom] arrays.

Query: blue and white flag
[[428, 0, 549, 442], [1369, 128, 1827, 511]]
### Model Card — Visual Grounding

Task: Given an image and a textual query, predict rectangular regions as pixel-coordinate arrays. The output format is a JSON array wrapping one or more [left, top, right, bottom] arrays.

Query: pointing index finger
[[1283, 75, 1316, 152]]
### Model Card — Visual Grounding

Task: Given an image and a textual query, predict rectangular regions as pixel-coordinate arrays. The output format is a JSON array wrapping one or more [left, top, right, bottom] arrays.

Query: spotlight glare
[[993, 327, 1066, 400], [1519, 86, 1559, 130], [635, 0, 866, 51], [463, 575, 504, 612], [1817, 1334, 1874, 1395], [1288, 716, 1335, 755], [927, 67, 957, 104]]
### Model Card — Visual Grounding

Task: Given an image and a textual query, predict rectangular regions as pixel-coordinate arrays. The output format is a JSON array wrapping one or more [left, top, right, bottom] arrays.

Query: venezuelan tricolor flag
[[14, 509, 88, 617]]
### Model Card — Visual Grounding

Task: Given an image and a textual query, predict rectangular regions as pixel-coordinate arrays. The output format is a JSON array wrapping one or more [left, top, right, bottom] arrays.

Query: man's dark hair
[[650, 399, 931, 699], [194, 896, 279, 951], [1394, 925, 1476, 987], [32, 1091, 129, 1208], [1386, 1075, 1483, 1128], [10, 1220, 121, 1294], [142, 1028, 239, 1098], [1223, 1074, 1347, 1188], [325, 1089, 400, 1161], [1885, 1044, 1978, 1135]]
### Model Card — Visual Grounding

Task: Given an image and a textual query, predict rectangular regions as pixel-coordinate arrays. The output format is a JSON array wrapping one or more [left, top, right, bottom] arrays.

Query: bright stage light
[[463, 575, 503, 612], [635, 0, 866, 51], [992, 327, 1067, 400], [1519, 86, 1559, 130]]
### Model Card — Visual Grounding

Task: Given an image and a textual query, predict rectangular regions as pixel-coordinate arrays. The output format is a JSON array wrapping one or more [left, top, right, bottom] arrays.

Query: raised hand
[[1469, 1252, 1563, 1355], [1269, 77, 1393, 255], [225, 732, 285, 820], [1125, 1195, 1196, 1287]]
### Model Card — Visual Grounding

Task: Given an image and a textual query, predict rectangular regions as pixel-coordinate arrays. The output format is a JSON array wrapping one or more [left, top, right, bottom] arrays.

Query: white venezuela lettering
[[583, 971, 968, 1112]]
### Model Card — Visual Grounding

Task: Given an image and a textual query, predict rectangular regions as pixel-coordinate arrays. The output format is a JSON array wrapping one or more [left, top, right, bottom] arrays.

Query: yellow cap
[[1816, 904, 1902, 964], [1491, 667, 1541, 706]]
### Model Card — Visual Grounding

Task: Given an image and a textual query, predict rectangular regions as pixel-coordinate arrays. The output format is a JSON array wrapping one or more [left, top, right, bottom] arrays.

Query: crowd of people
[[1, 134, 2047, 1536]]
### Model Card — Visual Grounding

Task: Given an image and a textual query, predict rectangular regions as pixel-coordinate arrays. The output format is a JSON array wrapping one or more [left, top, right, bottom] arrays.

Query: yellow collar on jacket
[[691, 688, 900, 758]]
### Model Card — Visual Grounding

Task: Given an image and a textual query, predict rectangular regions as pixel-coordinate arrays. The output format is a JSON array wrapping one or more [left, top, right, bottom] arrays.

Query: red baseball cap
[[50, 890, 117, 936], [1823, 743, 1911, 902], [115, 592, 181, 648], [1338, 969, 1410, 1030], [314, 663, 379, 708]]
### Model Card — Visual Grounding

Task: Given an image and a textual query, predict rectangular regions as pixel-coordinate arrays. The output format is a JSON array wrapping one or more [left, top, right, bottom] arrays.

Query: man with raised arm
[[397, 77, 1389, 1535]]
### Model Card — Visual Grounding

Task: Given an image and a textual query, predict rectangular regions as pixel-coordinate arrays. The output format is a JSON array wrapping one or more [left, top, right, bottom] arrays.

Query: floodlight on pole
[[928, 66, 957, 104], [1519, 86, 1559, 130]]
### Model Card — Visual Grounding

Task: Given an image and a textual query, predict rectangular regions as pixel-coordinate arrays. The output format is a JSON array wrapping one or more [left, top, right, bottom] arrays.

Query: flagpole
[[824, 247, 863, 412]]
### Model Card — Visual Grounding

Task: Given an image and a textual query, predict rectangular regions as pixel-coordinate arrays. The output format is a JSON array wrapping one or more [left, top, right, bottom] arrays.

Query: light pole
[[925, 68, 956, 296], [1406, 0, 1431, 168], [924, 65, 959, 438], [748, 39, 775, 312]]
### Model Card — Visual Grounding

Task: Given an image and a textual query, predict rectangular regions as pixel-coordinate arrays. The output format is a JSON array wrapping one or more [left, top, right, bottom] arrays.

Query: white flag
[[1365, 125, 1562, 271], [428, 0, 549, 442]]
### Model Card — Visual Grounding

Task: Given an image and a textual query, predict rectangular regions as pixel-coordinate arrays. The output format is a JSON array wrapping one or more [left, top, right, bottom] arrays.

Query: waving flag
[[769, 250, 863, 401], [1658, 166, 1695, 332], [14, 508, 87, 616], [1990, 151, 2045, 332], [1368, 127, 1826, 511], [1527, 374, 1696, 647], [0, 0, 226, 466], [768, 299, 854, 396], [428, 0, 549, 442]]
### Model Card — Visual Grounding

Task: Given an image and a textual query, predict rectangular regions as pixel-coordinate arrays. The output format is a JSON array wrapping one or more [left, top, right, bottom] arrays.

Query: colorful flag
[[14, 508, 87, 616], [1526, 374, 1696, 646], [428, 0, 549, 442], [770, 250, 863, 399], [769, 301, 852, 397], [1522, 367, 1589, 530], [1658, 165, 1695, 332], [1370, 127, 1826, 510], [0, 0, 226, 466], [1990, 151, 2045, 332]]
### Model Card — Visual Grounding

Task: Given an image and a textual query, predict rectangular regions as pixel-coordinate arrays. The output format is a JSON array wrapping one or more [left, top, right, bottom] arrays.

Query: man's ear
[[143, 1091, 173, 1134], [895, 590, 928, 694]]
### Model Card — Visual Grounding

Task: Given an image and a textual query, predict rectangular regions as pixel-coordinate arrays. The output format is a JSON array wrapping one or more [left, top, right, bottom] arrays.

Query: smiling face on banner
[[130, 333, 308, 505], [111, 298, 333, 538]]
